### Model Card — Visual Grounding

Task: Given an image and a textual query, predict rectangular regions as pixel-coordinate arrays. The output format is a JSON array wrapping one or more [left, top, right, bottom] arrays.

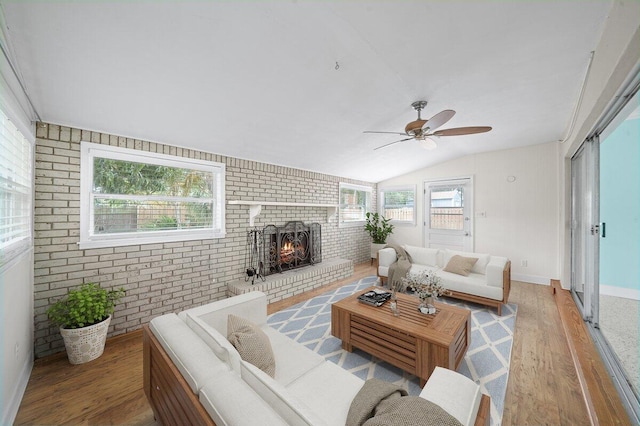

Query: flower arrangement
[[401, 270, 449, 301]]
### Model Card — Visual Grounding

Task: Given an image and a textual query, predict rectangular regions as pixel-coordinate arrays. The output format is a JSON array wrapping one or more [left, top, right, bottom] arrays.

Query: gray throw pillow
[[227, 314, 276, 377]]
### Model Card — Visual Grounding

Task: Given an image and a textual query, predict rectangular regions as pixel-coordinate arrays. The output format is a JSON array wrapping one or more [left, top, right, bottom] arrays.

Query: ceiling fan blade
[[363, 130, 407, 136], [419, 137, 437, 150], [422, 109, 456, 132], [374, 137, 414, 151], [432, 126, 492, 137]]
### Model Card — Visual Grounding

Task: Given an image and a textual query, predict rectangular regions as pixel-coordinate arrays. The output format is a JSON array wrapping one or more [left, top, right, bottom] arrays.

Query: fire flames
[[280, 241, 305, 263]]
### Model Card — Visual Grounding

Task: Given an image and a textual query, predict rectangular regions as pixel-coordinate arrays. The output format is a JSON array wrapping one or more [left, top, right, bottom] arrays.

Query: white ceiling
[[2, 1, 612, 182]]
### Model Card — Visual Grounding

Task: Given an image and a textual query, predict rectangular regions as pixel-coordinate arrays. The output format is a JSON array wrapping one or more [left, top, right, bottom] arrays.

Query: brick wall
[[33, 123, 376, 358]]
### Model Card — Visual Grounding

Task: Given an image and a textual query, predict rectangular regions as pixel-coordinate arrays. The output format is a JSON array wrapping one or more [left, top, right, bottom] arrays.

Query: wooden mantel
[[227, 200, 339, 226]]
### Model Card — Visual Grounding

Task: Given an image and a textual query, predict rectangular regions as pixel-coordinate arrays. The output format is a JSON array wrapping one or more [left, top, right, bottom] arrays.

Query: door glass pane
[[598, 103, 640, 398], [571, 146, 588, 305], [430, 185, 463, 230]]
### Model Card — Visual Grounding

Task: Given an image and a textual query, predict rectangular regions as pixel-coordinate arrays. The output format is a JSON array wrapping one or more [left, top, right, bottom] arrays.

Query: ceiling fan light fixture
[[365, 100, 491, 151], [405, 119, 427, 136], [419, 137, 437, 150]]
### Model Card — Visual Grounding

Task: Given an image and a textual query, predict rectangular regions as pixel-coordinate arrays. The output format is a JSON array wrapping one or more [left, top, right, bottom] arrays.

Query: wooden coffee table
[[331, 287, 471, 386]]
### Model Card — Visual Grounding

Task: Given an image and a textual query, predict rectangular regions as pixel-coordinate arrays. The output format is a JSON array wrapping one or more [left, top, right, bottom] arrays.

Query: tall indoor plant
[[47, 282, 125, 364], [365, 212, 394, 263]]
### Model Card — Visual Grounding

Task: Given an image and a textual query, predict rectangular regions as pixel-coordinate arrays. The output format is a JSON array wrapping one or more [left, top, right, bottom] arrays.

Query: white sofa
[[143, 291, 490, 426], [378, 245, 511, 315]]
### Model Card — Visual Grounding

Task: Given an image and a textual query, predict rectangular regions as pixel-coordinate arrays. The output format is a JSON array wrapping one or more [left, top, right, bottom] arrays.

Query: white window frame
[[379, 185, 417, 226], [80, 141, 225, 249], [0, 109, 33, 272], [338, 182, 372, 228]]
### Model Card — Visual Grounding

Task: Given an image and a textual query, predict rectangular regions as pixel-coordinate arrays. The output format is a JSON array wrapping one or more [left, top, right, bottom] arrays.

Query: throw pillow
[[227, 314, 276, 377], [443, 255, 478, 277]]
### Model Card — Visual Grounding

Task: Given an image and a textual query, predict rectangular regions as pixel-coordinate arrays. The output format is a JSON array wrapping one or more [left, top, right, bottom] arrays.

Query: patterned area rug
[[267, 275, 517, 426]]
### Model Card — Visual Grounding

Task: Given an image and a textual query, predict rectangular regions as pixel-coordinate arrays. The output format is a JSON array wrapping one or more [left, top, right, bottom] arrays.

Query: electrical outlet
[[14, 342, 19, 358], [521, 260, 528, 267]]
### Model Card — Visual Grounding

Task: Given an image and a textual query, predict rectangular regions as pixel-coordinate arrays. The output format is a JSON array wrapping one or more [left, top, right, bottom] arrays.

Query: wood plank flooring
[[503, 277, 590, 425], [14, 263, 626, 425]]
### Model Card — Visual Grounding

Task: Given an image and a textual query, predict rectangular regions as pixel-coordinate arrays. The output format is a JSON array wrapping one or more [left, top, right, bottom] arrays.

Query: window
[[0, 109, 32, 270], [429, 184, 464, 230], [380, 186, 416, 225], [80, 142, 225, 249], [339, 183, 372, 227]]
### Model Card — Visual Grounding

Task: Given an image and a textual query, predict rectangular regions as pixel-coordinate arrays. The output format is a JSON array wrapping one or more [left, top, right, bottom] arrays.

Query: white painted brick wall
[[33, 122, 376, 357]]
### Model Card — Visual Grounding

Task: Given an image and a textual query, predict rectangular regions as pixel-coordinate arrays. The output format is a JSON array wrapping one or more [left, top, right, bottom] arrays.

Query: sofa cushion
[[420, 367, 482, 426], [228, 314, 276, 377], [443, 255, 478, 277], [439, 270, 503, 301], [183, 311, 243, 373], [408, 264, 438, 276], [240, 360, 327, 426], [286, 361, 364, 426], [262, 326, 325, 386], [149, 314, 229, 394], [403, 245, 439, 267], [444, 249, 490, 274], [199, 370, 288, 426], [179, 291, 268, 333]]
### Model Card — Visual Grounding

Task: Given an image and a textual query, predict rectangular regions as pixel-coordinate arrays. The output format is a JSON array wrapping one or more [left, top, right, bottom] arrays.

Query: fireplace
[[244, 221, 322, 283], [262, 221, 321, 276]]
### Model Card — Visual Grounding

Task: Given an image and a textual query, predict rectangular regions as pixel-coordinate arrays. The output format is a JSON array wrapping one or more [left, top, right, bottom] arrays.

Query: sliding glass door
[[597, 94, 639, 406], [570, 138, 598, 319], [571, 83, 639, 422]]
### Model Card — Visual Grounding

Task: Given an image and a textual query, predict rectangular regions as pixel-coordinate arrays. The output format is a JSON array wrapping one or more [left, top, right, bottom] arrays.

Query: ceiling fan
[[364, 101, 492, 151]]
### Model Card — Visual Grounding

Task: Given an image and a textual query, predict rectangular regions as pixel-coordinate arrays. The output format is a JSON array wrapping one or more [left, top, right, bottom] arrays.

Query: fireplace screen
[[262, 221, 321, 275], [245, 221, 322, 283]]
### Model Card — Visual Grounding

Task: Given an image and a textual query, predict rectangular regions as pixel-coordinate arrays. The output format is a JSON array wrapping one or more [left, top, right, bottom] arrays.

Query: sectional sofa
[[377, 245, 511, 315], [143, 291, 491, 425]]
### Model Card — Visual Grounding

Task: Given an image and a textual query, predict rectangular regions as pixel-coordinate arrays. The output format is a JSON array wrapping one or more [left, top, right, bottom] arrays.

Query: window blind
[[0, 108, 32, 269]]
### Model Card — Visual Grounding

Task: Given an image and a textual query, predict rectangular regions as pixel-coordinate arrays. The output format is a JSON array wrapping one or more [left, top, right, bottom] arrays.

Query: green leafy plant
[[145, 215, 178, 229], [364, 212, 394, 244], [47, 283, 125, 329]]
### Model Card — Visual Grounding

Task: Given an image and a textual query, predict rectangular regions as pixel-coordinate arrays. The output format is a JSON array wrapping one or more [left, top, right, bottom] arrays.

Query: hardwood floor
[[14, 263, 626, 425], [503, 278, 590, 425]]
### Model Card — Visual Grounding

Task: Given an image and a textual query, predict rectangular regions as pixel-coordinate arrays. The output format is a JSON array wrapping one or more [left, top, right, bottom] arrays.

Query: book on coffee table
[[357, 289, 392, 307]]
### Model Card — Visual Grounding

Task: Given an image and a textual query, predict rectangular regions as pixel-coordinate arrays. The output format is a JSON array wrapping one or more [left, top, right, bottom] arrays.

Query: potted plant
[[47, 282, 125, 364], [365, 212, 394, 262]]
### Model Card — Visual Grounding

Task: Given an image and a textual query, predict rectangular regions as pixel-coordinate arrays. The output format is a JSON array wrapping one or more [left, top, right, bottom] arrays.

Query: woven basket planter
[[60, 315, 111, 364]]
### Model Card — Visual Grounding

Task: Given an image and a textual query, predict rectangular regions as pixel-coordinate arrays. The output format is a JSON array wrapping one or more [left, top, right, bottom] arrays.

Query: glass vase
[[390, 289, 399, 316], [418, 296, 435, 314]]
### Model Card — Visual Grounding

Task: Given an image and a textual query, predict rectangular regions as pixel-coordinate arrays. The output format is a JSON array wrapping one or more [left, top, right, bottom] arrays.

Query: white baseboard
[[2, 353, 33, 426], [599, 284, 640, 301], [511, 273, 551, 285]]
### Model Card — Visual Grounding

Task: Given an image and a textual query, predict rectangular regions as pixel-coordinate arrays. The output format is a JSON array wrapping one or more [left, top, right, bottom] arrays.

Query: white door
[[424, 178, 473, 251]]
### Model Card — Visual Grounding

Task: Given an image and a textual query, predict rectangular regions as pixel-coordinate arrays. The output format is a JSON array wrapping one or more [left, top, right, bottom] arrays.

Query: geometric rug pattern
[[267, 275, 517, 426]]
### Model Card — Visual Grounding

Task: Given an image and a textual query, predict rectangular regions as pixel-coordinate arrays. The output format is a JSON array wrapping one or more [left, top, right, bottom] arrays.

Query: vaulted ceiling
[[2, 1, 612, 182]]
